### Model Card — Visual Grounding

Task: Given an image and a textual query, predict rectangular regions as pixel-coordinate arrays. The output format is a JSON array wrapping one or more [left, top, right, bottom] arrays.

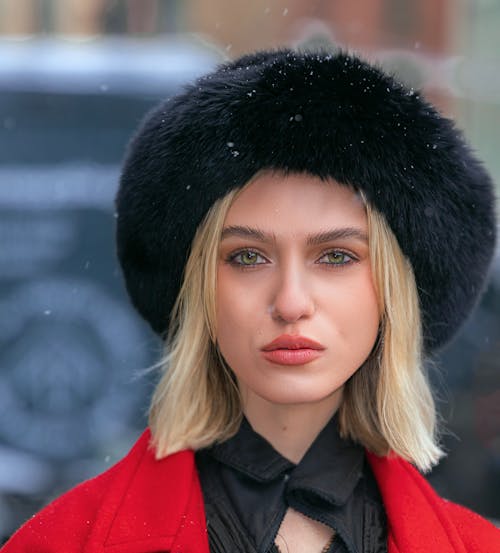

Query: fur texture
[[116, 49, 497, 352]]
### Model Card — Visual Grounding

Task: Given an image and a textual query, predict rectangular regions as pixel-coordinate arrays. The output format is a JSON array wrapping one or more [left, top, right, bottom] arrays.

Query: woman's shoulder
[[440, 500, 500, 549], [2, 430, 206, 553], [3, 460, 119, 552], [366, 450, 500, 551], [2, 431, 152, 552]]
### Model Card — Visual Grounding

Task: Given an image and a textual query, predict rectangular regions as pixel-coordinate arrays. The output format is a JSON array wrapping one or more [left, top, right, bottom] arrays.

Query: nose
[[270, 263, 315, 323]]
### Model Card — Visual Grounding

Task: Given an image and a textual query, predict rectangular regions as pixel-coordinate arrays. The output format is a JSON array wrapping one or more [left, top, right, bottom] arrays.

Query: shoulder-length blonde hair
[[149, 174, 444, 472]]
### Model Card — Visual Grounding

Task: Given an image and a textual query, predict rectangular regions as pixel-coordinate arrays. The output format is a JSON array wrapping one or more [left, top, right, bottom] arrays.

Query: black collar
[[208, 415, 365, 507], [198, 416, 386, 553]]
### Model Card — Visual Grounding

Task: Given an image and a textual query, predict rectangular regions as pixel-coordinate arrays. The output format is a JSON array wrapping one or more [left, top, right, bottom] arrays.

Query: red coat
[[4, 429, 500, 552]]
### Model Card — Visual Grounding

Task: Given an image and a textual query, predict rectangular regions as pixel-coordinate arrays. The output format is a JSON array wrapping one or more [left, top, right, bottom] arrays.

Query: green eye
[[230, 250, 266, 266], [327, 252, 346, 264], [318, 251, 353, 266], [241, 251, 259, 265]]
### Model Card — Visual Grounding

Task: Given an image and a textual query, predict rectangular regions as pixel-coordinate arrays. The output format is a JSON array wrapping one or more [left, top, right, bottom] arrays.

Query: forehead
[[223, 172, 367, 233]]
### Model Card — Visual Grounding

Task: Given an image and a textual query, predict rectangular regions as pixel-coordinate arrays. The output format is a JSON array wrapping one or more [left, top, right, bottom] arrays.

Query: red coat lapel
[[367, 452, 468, 553], [87, 430, 209, 553]]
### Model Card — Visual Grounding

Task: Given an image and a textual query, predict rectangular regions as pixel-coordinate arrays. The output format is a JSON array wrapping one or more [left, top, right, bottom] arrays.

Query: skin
[[216, 171, 380, 464]]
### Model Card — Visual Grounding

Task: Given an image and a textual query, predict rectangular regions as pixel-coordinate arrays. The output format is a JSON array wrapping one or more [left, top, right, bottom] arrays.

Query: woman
[[4, 49, 499, 552]]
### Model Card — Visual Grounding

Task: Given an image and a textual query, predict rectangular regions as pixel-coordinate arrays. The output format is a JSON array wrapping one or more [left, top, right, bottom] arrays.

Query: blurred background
[[0, 0, 499, 541]]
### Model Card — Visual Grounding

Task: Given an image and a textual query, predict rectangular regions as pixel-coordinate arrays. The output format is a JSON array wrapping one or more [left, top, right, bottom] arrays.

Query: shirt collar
[[208, 417, 294, 481], [207, 415, 365, 506]]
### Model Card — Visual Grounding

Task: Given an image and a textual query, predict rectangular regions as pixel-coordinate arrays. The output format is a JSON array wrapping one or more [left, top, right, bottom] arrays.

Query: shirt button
[[283, 474, 290, 482]]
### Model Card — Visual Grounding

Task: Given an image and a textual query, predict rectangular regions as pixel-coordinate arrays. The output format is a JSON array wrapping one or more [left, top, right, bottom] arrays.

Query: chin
[[254, 383, 343, 407]]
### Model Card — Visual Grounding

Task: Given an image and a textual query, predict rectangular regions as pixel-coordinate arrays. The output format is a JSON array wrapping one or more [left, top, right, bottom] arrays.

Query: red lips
[[261, 334, 325, 366], [262, 334, 325, 351]]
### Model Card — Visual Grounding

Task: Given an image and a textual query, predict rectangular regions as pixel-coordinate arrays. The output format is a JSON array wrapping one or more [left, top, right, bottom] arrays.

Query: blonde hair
[[338, 202, 443, 471], [149, 179, 444, 472]]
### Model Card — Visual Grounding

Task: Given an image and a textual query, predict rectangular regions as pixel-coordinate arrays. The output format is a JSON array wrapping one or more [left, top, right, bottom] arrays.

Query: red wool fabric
[[4, 430, 500, 552]]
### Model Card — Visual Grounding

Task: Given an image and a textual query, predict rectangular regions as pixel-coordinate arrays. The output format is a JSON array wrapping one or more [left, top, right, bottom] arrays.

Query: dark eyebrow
[[306, 228, 368, 246], [220, 225, 367, 244], [220, 225, 274, 242]]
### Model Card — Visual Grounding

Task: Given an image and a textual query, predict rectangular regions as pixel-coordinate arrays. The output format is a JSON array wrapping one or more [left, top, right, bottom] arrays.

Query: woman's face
[[216, 172, 380, 413]]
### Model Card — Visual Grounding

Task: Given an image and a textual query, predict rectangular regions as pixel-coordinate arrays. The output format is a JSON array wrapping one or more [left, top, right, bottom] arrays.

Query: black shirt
[[195, 416, 387, 553]]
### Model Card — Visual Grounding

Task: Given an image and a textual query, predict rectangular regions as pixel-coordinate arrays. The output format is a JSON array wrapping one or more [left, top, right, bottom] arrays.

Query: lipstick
[[261, 334, 324, 366]]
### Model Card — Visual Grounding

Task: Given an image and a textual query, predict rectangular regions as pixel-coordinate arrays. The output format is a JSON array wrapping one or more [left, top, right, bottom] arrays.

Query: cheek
[[326, 273, 379, 349], [215, 269, 258, 359], [217, 271, 248, 326]]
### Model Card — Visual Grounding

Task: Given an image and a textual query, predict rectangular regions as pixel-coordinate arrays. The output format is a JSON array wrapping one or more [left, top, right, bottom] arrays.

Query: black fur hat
[[116, 49, 497, 352]]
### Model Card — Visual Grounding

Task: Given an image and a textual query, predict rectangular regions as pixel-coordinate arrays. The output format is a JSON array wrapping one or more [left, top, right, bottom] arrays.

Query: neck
[[242, 390, 343, 463]]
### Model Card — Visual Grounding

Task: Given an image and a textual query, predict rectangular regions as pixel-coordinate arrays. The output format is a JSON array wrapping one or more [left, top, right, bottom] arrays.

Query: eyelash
[[227, 250, 268, 268], [226, 249, 357, 269], [317, 250, 356, 267]]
